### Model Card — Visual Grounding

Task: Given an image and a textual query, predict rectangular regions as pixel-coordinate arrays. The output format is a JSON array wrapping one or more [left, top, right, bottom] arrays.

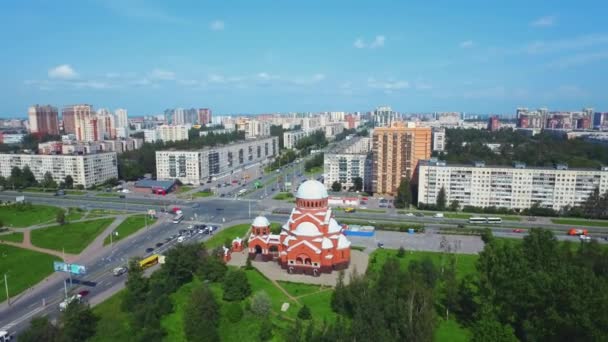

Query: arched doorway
[[254, 245, 262, 254], [269, 245, 279, 258], [304, 258, 312, 265], [296, 257, 303, 264]]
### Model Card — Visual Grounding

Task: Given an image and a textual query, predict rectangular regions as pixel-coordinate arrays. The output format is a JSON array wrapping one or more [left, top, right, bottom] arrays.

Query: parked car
[[405, 213, 415, 217], [177, 236, 185, 243], [377, 242, 384, 248], [112, 267, 128, 276], [155, 242, 164, 248], [145, 247, 154, 253], [78, 290, 90, 297], [513, 229, 524, 233]]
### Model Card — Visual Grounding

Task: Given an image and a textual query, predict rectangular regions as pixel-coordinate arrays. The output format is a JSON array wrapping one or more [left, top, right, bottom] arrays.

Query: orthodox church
[[247, 180, 351, 276]]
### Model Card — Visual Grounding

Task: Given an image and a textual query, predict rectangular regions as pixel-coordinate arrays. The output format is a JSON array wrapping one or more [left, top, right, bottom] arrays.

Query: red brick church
[[248, 180, 351, 276]]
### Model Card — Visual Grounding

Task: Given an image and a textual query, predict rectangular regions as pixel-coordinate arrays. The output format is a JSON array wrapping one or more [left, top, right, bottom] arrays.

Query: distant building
[[323, 137, 372, 192], [372, 122, 432, 194], [432, 128, 445, 152], [417, 159, 608, 211], [158, 125, 189, 143], [0, 133, 25, 144], [0, 152, 118, 188], [283, 130, 317, 149], [324, 123, 344, 140], [28, 105, 59, 135], [487, 116, 500, 132], [115, 109, 128, 129], [373, 106, 396, 127], [197, 108, 212, 125], [62, 104, 92, 135]]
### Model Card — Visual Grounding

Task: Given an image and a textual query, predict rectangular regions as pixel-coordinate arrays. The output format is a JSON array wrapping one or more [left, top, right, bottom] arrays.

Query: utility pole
[[4, 274, 9, 306]]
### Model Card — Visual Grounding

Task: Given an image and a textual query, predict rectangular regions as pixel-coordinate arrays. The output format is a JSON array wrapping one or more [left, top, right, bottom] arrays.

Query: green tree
[[297, 305, 312, 320], [352, 177, 363, 192], [19, 316, 61, 342], [56, 210, 65, 225], [449, 199, 460, 211], [397, 246, 406, 258], [61, 300, 99, 342], [184, 285, 220, 342], [225, 302, 244, 322], [122, 259, 148, 313], [222, 269, 251, 301], [471, 315, 518, 342], [480, 227, 494, 244], [22, 165, 37, 187], [9, 166, 23, 189], [250, 290, 272, 317], [441, 256, 459, 320], [436, 186, 447, 210], [331, 181, 341, 192], [64, 175, 74, 189], [258, 319, 273, 341], [199, 256, 227, 282], [394, 176, 412, 209], [41, 171, 57, 189], [163, 243, 203, 291]]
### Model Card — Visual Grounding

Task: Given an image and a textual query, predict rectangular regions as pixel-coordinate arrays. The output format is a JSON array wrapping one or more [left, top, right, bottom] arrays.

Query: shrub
[[225, 302, 244, 323]]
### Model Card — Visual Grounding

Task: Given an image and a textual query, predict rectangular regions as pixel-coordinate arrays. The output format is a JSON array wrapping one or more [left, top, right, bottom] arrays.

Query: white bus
[[487, 217, 502, 224], [468, 217, 487, 224], [173, 213, 184, 224]]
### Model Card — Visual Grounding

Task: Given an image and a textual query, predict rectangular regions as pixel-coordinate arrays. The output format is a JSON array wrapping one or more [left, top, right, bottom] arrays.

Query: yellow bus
[[344, 207, 356, 213], [139, 254, 159, 269]]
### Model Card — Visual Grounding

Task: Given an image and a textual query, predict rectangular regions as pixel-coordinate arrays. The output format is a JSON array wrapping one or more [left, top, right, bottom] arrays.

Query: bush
[[297, 305, 312, 320], [397, 246, 405, 258], [222, 269, 251, 301], [250, 291, 272, 317], [225, 302, 244, 323]]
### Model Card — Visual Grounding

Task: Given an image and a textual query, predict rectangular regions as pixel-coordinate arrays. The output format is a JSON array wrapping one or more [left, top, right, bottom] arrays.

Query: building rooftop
[[420, 159, 607, 172], [134, 179, 176, 190]]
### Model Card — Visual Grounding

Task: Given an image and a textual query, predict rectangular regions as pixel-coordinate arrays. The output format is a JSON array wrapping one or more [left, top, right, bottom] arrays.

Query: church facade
[[247, 180, 351, 276]]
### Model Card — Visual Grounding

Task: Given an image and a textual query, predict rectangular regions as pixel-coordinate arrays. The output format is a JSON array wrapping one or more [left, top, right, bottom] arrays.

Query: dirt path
[[0, 239, 76, 261], [270, 278, 301, 305], [294, 287, 334, 300]]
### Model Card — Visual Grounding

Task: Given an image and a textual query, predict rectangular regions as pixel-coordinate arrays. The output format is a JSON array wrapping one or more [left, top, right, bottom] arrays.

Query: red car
[[78, 290, 90, 297], [512, 229, 524, 233]]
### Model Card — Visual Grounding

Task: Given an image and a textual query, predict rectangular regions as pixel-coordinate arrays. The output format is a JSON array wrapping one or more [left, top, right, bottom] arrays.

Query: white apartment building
[[324, 122, 345, 140], [156, 137, 278, 184], [417, 160, 608, 211], [158, 125, 189, 143], [283, 130, 317, 149], [143, 129, 159, 143], [244, 120, 271, 138], [324, 137, 372, 191], [199, 128, 235, 136], [0, 152, 118, 188], [432, 128, 445, 152], [115, 109, 128, 129]]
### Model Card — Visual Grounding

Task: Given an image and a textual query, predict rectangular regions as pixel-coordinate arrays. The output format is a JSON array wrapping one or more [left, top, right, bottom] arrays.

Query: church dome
[[296, 180, 328, 200], [294, 222, 322, 236], [252, 216, 270, 227]]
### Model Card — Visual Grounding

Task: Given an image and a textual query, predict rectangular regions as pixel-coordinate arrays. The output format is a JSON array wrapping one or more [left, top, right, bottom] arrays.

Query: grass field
[[272, 192, 294, 200], [89, 291, 132, 342], [0, 244, 59, 302], [0, 204, 62, 228], [66, 208, 85, 221], [434, 318, 470, 342], [95, 192, 121, 197], [276, 281, 321, 297], [368, 249, 478, 280], [103, 215, 156, 246], [304, 166, 323, 176], [0, 232, 23, 243], [87, 209, 128, 218], [176, 185, 194, 194], [204, 224, 251, 249], [191, 191, 213, 198], [31, 218, 115, 254], [551, 218, 608, 227]]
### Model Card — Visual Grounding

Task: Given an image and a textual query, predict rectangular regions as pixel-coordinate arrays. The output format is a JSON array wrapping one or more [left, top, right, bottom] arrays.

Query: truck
[[568, 228, 588, 236], [59, 294, 82, 311], [0, 330, 12, 342]]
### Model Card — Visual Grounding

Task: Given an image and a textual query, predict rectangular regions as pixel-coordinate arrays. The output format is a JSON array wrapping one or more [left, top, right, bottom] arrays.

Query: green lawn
[[0, 232, 23, 243], [298, 289, 337, 323], [66, 208, 85, 221], [176, 185, 194, 194], [272, 192, 294, 200], [65, 190, 87, 195], [276, 281, 321, 297], [30, 218, 115, 254], [161, 278, 202, 342], [435, 318, 470, 342], [191, 191, 213, 198], [87, 209, 128, 218], [204, 224, 251, 249], [551, 218, 608, 227], [103, 215, 157, 246], [245, 269, 299, 319], [89, 291, 132, 342], [368, 249, 478, 280], [0, 244, 59, 302], [95, 192, 121, 197], [0, 204, 62, 228]]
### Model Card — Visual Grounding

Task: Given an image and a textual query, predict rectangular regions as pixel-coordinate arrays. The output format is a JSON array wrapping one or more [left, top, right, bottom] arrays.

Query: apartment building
[[28, 105, 59, 135], [243, 120, 271, 138], [199, 127, 235, 136], [323, 137, 372, 191], [372, 122, 432, 194], [432, 128, 446, 152], [62, 104, 93, 135], [156, 137, 278, 184], [417, 160, 608, 211], [158, 125, 189, 142], [283, 130, 316, 149], [0, 152, 118, 188], [324, 122, 345, 140]]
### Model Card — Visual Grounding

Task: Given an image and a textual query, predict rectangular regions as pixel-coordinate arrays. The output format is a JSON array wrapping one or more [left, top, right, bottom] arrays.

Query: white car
[[405, 213, 415, 217], [177, 236, 185, 243], [434, 213, 444, 218], [59, 294, 82, 311], [580, 235, 591, 242]]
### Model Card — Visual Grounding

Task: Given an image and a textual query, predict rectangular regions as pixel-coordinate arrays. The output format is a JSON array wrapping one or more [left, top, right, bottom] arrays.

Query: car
[[145, 247, 154, 253], [59, 294, 82, 311], [361, 197, 368, 201], [113, 266, 128, 276], [119, 195, 126, 199], [580, 235, 592, 242], [377, 242, 384, 248], [217, 184, 222, 188], [216, 207, 224, 211], [405, 213, 415, 217], [198, 229, 205, 234], [78, 290, 90, 297], [177, 236, 185, 243], [388, 205, 392, 208], [187, 225, 193, 230], [415, 213, 424, 217], [160, 208, 166, 213], [220, 193, 225, 197], [192, 203, 200, 208], [368, 220, 376, 224], [155, 242, 164, 248], [513, 229, 524, 233], [271, 188, 276, 191], [360, 201, 367, 205], [164, 237, 172, 242]]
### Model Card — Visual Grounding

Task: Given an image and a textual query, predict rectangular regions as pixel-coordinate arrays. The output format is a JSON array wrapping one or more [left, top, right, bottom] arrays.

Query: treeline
[[0, 166, 77, 190], [304, 153, 323, 172], [118, 131, 245, 180], [295, 130, 328, 155], [441, 128, 608, 168]]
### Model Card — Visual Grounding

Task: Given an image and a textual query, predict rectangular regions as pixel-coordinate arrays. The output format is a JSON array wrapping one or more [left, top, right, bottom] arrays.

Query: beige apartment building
[[372, 122, 432, 194]]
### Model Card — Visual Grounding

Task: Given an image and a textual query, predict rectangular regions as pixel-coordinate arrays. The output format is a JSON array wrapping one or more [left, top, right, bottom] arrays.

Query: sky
[[1, 0, 608, 117]]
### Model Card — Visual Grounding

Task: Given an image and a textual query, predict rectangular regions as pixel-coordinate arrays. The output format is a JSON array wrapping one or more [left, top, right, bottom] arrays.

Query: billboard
[[15, 196, 25, 203], [53, 261, 87, 275]]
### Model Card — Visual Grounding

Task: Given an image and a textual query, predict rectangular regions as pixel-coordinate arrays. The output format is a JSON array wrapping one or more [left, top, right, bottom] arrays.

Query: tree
[[331, 181, 342, 192], [471, 315, 518, 342], [41, 171, 57, 189], [397, 246, 406, 258], [258, 319, 273, 341], [449, 199, 460, 212], [184, 285, 220, 342], [297, 305, 312, 320], [441, 256, 459, 320], [436, 186, 447, 210], [19, 316, 61, 342], [225, 302, 244, 322], [56, 211, 65, 225], [250, 290, 272, 317], [222, 269, 251, 301], [22, 165, 37, 187], [394, 176, 412, 209], [480, 227, 494, 244], [9, 166, 23, 189], [122, 260, 148, 313], [352, 177, 363, 192], [163, 243, 203, 291], [199, 257, 227, 282], [64, 175, 74, 189], [61, 300, 99, 342]]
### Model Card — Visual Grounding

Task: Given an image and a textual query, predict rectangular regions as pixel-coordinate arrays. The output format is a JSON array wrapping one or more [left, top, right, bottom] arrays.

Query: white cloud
[[546, 50, 608, 68], [149, 68, 175, 80], [415, 83, 433, 90], [370, 35, 385, 48], [210, 20, 225, 31], [353, 38, 366, 49], [531, 15, 556, 28], [459, 40, 474, 48], [368, 78, 409, 92], [48, 64, 78, 79], [353, 35, 386, 49], [526, 34, 608, 54]]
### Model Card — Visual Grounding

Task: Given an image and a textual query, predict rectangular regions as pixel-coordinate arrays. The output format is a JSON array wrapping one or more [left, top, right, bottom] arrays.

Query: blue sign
[[53, 261, 87, 275]]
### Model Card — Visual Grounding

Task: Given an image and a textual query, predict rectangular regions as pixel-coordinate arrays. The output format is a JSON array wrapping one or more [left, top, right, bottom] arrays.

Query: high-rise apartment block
[[487, 115, 500, 132], [62, 104, 92, 135], [197, 108, 212, 124], [158, 125, 189, 142], [417, 160, 608, 211], [115, 109, 128, 129], [373, 106, 396, 127], [372, 122, 432, 194], [432, 128, 445, 152], [323, 137, 372, 192], [28, 105, 59, 135]]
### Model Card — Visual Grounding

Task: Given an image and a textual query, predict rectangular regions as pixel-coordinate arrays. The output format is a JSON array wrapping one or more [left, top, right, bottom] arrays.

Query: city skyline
[[1, 1, 608, 116]]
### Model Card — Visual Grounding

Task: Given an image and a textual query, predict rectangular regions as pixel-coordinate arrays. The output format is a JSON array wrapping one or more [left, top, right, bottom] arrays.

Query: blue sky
[[1, 0, 608, 117]]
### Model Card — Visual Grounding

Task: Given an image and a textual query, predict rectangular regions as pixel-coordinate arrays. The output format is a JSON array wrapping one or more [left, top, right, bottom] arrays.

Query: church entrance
[[254, 245, 263, 254]]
